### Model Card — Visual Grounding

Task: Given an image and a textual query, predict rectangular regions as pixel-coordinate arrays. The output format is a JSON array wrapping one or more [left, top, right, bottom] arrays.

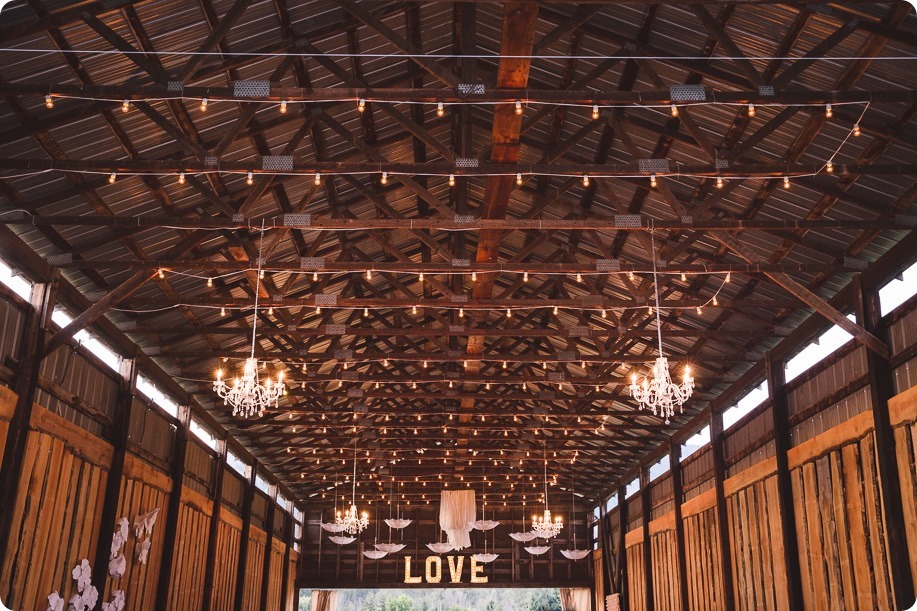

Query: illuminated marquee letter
[[404, 556, 422, 584], [446, 555, 464, 583], [425, 556, 442, 583], [470, 556, 488, 584]]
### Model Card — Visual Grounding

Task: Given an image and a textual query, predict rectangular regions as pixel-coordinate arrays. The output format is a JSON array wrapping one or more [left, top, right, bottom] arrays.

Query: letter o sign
[[425, 555, 442, 583]]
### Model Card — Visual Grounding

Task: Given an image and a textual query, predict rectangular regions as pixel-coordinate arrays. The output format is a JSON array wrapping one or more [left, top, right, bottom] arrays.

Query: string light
[[364, 307, 369, 317], [418, 272, 424, 283], [601, 308, 607, 318], [436, 101, 444, 117], [412, 305, 418, 315], [458, 308, 464, 318], [516, 173, 523, 186], [553, 305, 559, 315], [582, 174, 589, 187], [716, 175, 723, 189], [747, 102, 755, 117], [312, 272, 318, 281], [220, 307, 226, 316], [314, 172, 321, 185], [200, 98, 208, 112], [592, 104, 600, 120], [783, 175, 790, 189], [471, 271, 477, 283], [681, 272, 687, 282], [366, 269, 372, 280], [825, 104, 832, 118], [725, 272, 731, 283], [108, 171, 117, 184], [523, 271, 529, 282], [826, 159, 834, 173], [506, 308, 512, 318], [514, 100, 523, 115], [670, 103, 679, 117], [246, 171, 253, 185], [178, 172, 185, 185], [44, 95, 53, 109], [358, 98, 366, 113], [853, 122, 861, 137], [207, 277, 213, 287], [121, 99, 130, 112], [280, 100, 287, 114], [448, 174, 455, 187], [650, 173, 657, 188], [157, 268, 165, 279], [576, 272, 583, 283]]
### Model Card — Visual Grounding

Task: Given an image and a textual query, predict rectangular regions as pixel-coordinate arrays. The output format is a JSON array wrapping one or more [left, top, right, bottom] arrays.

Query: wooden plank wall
[[0, 400, 110, 609], [611, 387, 917, 611], [104, 454, 171, 609], [166, 486, 213, 610], [210, 509, 244, 611], [242, 525, 268, 608], [285, 549, 299, 611], [265, 536, 286, 609]]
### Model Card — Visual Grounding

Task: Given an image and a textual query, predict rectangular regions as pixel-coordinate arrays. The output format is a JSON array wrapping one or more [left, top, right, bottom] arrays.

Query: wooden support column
[[709, 411, 736, 611], [765, 351, 804, 609], [600, 509, 615, 598], [233, 464, 257, 611], [201, 443, 227, 611], [640, 468, 654, 611], [259, 496, 276, 609], [856, 276, 916, 608], [91, 353, 138, 604], [614, 486, 628, 609], [280, 509, 293, 611], [669, 445, 690, 611], [0, 271, 58, 562], [154, 404, 191, 607]]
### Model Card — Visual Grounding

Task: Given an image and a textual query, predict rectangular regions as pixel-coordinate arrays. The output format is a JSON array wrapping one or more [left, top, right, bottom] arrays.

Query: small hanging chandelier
[[213, 222, 284, 417], [630, 230, 695, 423], [335, 439, 369, 535], [531, 444, 563, 539]]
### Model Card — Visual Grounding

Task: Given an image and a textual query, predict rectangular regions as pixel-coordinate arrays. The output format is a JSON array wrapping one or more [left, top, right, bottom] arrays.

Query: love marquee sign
[[403, 555, 489, 584]]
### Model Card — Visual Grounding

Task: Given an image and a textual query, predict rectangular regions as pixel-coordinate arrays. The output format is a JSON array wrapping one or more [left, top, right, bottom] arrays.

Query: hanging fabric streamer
[[439, 489, 475, 550]]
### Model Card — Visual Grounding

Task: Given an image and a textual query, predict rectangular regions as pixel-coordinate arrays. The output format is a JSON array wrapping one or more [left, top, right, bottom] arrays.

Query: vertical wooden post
[[600, 508, 615, 597], [640, 467, 654, 611], [709, 411, 736, 611], [669, 444, 690, 611], [0, 272, 58, 564], [91, 353, 138, 604], [154, 404, 191, 607], [765, 351, 804, 609], [201, 442, 227, 611], [259, 495, 276, 609], [856, 276, 916, 608], [280, 509, 293, 611], [233, 464, 256, 611], [615, 486, 628, 609]]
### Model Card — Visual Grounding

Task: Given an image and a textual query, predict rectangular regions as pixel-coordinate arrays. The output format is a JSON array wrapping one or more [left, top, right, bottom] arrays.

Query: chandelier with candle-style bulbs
[[531, 444, 563, 539], [630, 231, 695, 423], [213, 223, 284, 418], [335, 439, 369, 535]]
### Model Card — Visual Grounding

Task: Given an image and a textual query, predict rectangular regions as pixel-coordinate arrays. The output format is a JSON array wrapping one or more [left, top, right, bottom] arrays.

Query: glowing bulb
[[268, 306, 274, 315], [696, 306, 702, 315], [825, 104, 832, 118], [458, 308, 464, 318], [366, 269, 372, 280], [601, 308, 607, 318], [628, 271, 635, 281], [725, 272, 731, 283], [747, 102, 755, 117], [712, 296, 718, 306], [592, 104, 600, 120], [576, 272, 582, 283], [783, 175, 790, 189], [45, 95, 54, 109], [650, 173, 657, 188], [220, 307, 226, 316], [448, 174, 455, 187], [157, 268, 165, 279], [514, 100, 522, 115], [826, 159, 834, 173], [107, 171, 117, 184], [363, 307, 369, 317], [178, 172, 185, 185], [312, 272, 318, 281], [716, 175, 723, 189], [207, 277, 213, 287], [200, 98, 208, 112], [506, 308, 512, 318], [280, 100, 287, 114], [582, 174, 589, 187], [247, 171, 253, 185], [681, 272, 687, 282], [380, 171, 388, 185], [516, 173, 523, 186], [523, 271, 528, 282], [471, 271, 477, 282], [853, 123, 861, 137], [412, 305, 417, 315], [418, 272, 424, 283], [436, 101, 444, 117], [122, 99, 130, 113], [553, 305, 559, 315], [670, 103, 679, 117], [358, 98, 366, 113], [314, 172, 321, 185]]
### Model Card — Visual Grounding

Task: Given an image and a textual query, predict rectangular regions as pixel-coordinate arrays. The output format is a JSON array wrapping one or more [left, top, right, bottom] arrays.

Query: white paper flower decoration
[[108, 553, 126, 579], [47, 592, 64, 611], [101, 590, 125, 611], [134, 537, 151, 565], [71, 560, 92, 593]]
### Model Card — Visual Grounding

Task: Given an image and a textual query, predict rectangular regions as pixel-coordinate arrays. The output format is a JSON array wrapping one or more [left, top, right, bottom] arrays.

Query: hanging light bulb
[[418, 272, 424, 283], [592, 104, 600, 120], [200, 98, 208, 112], [314, 172, 321, 185], [44, 95, 54, 109], [725, 272, 731, 283], [458, 307, 464, 318], [448, 174, 455, 187], [783, 175, 790, 189], [670, 103, 679, 117], [109, 172, 117, 184], [650, 173, 657, 188], [207, 277, 213, 287], [553, 305, 559, 315], [436, 101, 444, 117], [514, 100, 523, 115], [358, 98, 366, 113], [747, 102, 755, 117], [681, 272, 687, 282], [157, 268, 165, 279], [220, 307, 226, 316], [716, 175, 723, 189], [853, 122, 861, 137], [825, 104, 832, 119], [412, 305, 418, 315], [471, 271, 477, 283], [516, 173, 523, 186], [366, 269, 372, 280], [506, 308, 512, 318], [380, 171, 388, 185], [582, 174, 589, 187], [247, 171, 254, 185], [312, 272, 319, 282], [280, 100, 288, 114], [122, 99, 130, 113], [523, 271, 529, 282], [178, 172, 186, 185], [826, 159, 834, 173], [363, 307, 369, 317], [601, 308, 607, 318], [576, 272, 583, 283]]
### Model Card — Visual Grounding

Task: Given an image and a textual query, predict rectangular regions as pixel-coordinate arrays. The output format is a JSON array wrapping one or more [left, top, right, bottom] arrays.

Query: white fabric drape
[[559, 588, 591, 611], [439, 490, 476, 550], [311, 590, 338, 611]]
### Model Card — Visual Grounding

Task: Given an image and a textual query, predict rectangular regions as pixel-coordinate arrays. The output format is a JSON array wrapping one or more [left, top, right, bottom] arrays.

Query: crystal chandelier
[[629, 231, 695, 423], [213, 223, 284, 417], [335, 440, 369, 535], [531, 445, 563, 539]]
